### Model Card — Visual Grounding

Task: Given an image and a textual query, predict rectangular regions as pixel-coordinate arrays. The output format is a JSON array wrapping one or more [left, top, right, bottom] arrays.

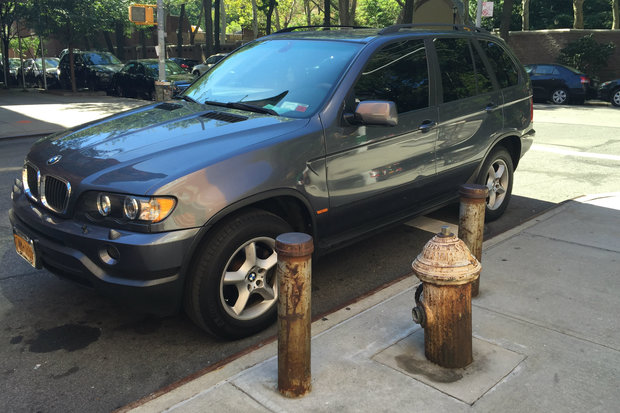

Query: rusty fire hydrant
[[411, 226, 481, 368]]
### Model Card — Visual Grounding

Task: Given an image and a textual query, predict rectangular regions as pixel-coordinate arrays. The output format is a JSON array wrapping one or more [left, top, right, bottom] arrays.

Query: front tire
[[477, 147, 514, 222], [550, 88, 568, 105], [611, 88, 620, 107], [184, 209, 292, 339]]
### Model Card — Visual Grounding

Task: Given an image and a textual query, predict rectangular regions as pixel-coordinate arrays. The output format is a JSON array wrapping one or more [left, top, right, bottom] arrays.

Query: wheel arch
[[179, 189, 317, 286]]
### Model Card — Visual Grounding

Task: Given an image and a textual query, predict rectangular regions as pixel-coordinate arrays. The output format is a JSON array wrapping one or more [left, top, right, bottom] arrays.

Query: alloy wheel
[[484, 159, 509, 211], [219, 236, 279, 321]]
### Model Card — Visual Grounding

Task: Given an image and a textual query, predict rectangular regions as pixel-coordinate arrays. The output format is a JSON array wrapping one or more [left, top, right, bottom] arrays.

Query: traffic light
[[128, 4, 157, 25]]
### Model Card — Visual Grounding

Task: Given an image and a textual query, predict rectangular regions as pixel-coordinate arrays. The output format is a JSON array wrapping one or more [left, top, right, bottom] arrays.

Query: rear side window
[[354, 39, 429, 113], [478, 40, 520, 88], [434, 38, 478, 102]]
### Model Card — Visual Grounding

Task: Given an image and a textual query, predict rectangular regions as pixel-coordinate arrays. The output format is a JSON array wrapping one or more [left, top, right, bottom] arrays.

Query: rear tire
[[184, 209, 292, 339], [476, 147, 514, 222], [550, 88, 568, 105]]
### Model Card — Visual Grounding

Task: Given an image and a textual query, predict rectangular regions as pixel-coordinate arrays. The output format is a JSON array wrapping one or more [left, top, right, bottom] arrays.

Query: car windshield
[[184, 39, 362, 118], [83, 52, 122, 66], [35, 58, 59, 67], [144, 61, 187, 77]]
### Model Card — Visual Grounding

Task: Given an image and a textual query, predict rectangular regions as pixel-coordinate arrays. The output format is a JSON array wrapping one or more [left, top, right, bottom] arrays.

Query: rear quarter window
[[477, 40, 520, 89]]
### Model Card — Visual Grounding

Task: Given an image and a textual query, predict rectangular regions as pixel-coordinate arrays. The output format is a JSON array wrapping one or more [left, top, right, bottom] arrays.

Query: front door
[[323, 39, 439, 239]]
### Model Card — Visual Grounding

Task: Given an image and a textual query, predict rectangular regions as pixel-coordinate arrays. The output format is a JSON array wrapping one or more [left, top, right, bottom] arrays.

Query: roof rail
[[275, 25, 370, 34], [378, 23, 489, 35]]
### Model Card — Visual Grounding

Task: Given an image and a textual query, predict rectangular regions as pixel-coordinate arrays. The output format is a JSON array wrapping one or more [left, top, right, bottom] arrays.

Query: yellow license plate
[[13, 231, 37, 268]]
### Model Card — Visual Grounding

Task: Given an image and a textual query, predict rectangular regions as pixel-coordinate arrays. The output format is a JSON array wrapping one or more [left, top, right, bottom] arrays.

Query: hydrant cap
[[411, 231, 481, 285]]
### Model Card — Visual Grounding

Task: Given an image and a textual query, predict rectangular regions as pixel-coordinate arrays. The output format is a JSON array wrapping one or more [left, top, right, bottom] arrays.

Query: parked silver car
[[192, 53, 228, 76]]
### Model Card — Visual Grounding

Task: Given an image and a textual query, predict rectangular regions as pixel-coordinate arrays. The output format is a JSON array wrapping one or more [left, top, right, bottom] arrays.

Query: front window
[[184, 39, 362, 118], [83, 52, 122, 66]]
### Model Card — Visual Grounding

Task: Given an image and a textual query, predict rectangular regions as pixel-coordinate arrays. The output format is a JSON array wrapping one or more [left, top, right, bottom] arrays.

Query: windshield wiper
[[180, 95, 198, 103], [204, 100, 278, 116]]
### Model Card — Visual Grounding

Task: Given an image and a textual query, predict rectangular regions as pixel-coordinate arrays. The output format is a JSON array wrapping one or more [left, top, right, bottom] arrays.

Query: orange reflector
[[316, 208, 328, 215]]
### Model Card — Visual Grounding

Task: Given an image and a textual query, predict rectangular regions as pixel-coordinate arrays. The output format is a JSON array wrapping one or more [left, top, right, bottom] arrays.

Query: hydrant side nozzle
[[412, 306, 426, 326]]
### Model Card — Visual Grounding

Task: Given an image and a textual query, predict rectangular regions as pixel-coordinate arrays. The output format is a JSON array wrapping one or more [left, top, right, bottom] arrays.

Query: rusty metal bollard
[[411, 226, 481, 368], [458, 184, 488, 297], [276, 232, 314, 398]]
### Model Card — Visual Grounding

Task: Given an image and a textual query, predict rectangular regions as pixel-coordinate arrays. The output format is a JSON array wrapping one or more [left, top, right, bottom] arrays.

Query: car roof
[[266, 24, 494, 43]]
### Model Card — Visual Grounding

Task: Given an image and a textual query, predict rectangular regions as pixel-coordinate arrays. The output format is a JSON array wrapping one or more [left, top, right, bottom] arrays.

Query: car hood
[[27, 101, 309, 194]]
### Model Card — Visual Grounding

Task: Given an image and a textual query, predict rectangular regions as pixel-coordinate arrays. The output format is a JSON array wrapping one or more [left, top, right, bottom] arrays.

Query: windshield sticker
[[280, 101, 309, 113]]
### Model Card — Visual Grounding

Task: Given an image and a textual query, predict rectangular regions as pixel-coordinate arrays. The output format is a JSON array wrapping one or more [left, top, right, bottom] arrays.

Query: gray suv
[[10, 25, 534, 339]]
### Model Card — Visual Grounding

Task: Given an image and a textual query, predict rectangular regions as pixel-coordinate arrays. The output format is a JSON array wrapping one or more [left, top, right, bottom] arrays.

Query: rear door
[[432, 36, 503, 196], [323, 38, 439, 238], [529, 64, 562, 99]]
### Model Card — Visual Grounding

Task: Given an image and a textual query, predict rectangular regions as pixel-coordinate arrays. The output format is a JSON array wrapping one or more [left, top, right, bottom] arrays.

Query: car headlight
[[600, 81, 611, 87], [89, 192, 176, 223]]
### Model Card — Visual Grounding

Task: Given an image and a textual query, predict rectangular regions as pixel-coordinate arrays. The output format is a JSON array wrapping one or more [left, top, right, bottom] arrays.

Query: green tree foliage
[[357, 0, 400, 27], [557, 34, 616, 79]]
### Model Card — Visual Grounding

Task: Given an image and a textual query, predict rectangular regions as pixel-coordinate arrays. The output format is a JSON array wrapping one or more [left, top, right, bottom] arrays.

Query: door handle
[[418, 120, 437, 133]]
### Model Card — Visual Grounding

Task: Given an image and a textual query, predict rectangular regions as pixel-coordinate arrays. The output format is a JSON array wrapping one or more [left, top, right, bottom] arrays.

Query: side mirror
[[344, 100, 398, 127]]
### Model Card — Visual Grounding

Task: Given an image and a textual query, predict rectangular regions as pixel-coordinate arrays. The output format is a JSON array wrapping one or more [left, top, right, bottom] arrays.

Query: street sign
[[129, 4, 157, 25]]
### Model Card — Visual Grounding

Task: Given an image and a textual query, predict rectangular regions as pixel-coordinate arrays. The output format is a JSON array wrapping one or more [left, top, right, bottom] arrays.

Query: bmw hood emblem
[[47, 155, 62, 165]]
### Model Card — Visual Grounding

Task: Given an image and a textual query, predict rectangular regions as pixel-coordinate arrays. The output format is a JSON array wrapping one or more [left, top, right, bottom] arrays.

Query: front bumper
[[9, 191, 200, 315]]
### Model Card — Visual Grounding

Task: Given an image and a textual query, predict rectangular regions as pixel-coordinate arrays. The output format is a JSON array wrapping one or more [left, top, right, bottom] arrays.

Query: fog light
[[99, 245, 120, 265]]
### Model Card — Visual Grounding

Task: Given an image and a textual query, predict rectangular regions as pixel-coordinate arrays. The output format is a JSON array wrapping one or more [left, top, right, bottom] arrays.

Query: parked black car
[[525, 63, 592, 105], [598, 79, 620, 107], [169, 57, 199, 72], [57, 51, 123, 91], [1, 58, 22, 85], [112, 59, 195, 100], [18, 57, 60, 88], [10, 25, 534, 339]]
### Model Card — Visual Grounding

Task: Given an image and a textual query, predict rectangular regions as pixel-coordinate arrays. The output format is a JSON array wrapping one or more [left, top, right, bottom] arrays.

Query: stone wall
[[506, 29, 620, 81]]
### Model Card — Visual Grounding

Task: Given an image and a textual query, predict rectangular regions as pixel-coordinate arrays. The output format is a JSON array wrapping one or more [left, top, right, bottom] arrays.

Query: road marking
[[405, 216, 456, 234], [532, 144, 620, 161]]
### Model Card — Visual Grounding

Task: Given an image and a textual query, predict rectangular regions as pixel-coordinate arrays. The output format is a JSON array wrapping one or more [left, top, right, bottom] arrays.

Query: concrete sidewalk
[[0, 88, 147, 139], [119, 193, 620, 413]]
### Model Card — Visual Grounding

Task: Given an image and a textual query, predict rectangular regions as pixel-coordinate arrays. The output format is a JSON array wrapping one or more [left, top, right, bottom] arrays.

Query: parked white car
[[192, 53, 228, 76]]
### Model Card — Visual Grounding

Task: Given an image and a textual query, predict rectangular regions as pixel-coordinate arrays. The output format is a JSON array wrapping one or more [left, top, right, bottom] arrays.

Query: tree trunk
[[613, 0, 619, 29], [139, 29, 147, 58], [275, 5, 282, 31], [252, 0, 258, 39], [203, 0, 213, 55], [522, 0, 530, 30], [214, 0, 220, 51], [500, 0, 514, 40], [573, 0, 585, 29], [461, 0, 469, 24], [103, 32, 115, 55], [324, 0, 331, 26], [190, 6, 203, 45], [338, 0, 357, 25], [115, 21, 125, 61], [177, 4, 185, 56], [2, 38, 9, 87], [266, 0, 276, 34], [305, 0, 312, 25], [402, 0, 414, 24], [69, 45, 77, 93]]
